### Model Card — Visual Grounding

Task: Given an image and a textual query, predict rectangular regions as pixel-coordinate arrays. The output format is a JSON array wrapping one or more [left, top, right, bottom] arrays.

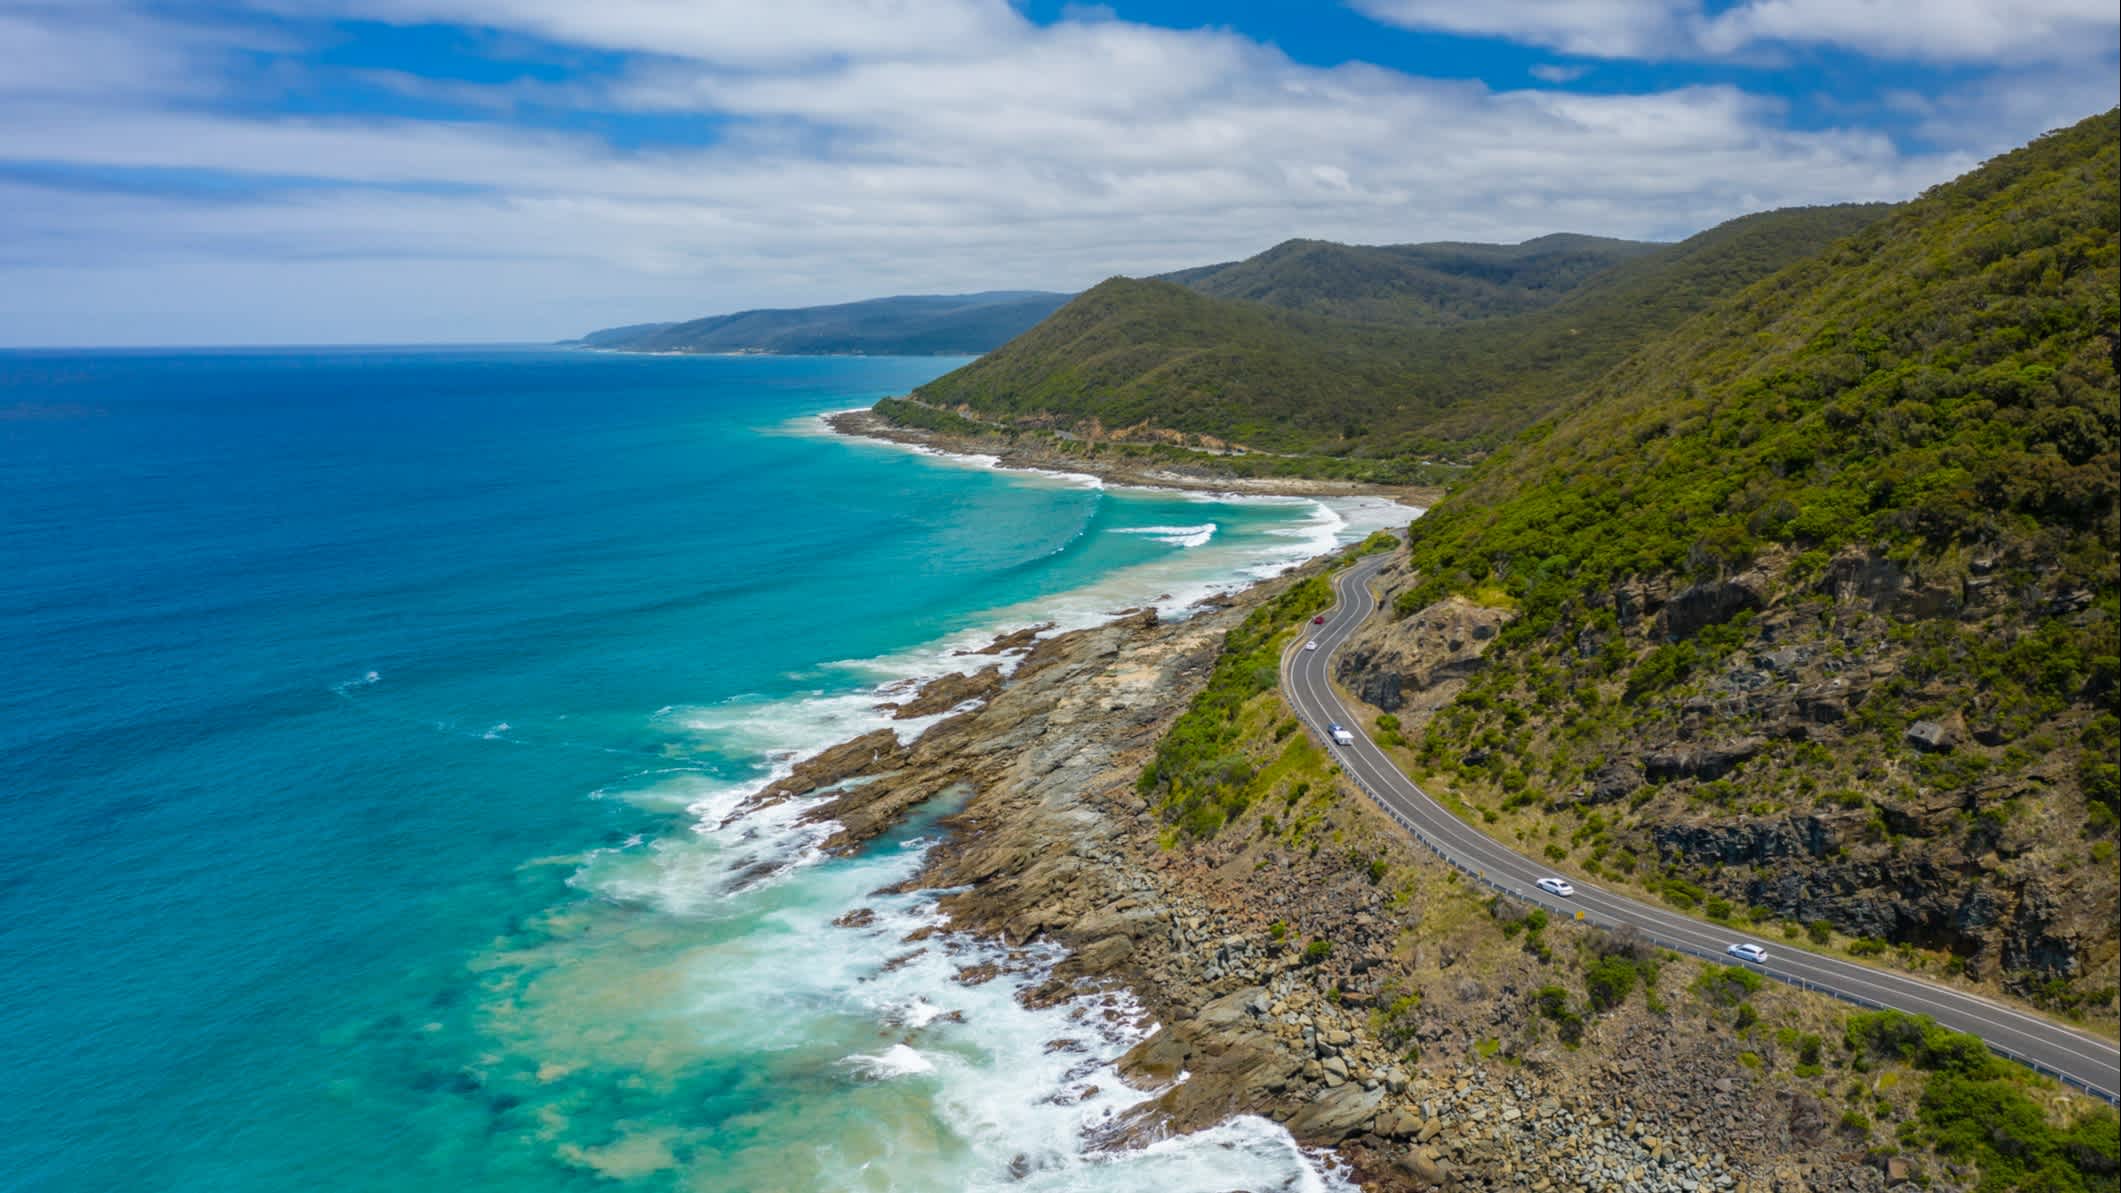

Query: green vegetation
[[1693, 965, 1765, 1008], [1139, 576, 1333, 836], [1350, 530, 1401, 558], [1845, 1010, 2121, 1192], [1391, 111, 2120, 1009], [1397, 112, 2115, 654], [874, 396, 1465, 486], [872, 396, 990, 436], [901, 205, 1888, 460], [1160, 233, 1658, 327], [577, 291, 1070, 355]]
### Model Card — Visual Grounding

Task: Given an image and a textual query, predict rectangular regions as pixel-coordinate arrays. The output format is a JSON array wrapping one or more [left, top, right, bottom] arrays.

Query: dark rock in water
[[833, 907, 879, 929], [954, 961, 1003, 986], [964, 622, 1053, 655], [744, 728, 905, 813], [880, 949, 926, 973], [889, 666, 1003, 719]]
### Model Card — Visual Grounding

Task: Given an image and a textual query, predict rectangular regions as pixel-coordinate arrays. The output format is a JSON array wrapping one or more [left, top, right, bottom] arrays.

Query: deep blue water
[[0, 347, 1391, 1191]]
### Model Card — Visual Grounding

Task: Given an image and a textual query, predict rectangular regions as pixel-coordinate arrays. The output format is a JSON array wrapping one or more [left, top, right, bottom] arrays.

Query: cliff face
[[1338, 535, 2119, 1019]]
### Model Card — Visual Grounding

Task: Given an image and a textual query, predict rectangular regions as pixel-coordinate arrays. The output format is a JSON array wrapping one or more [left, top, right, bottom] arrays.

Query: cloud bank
[[0, 0, 2111, 344]]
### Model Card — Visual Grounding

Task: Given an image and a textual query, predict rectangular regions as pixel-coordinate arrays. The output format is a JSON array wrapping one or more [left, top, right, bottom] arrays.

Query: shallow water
[[0, 347, 1405, 1190]]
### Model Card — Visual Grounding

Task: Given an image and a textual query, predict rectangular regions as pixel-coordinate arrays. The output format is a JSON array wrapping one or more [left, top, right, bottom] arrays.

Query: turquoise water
[[0, 347, 1401, 1191]]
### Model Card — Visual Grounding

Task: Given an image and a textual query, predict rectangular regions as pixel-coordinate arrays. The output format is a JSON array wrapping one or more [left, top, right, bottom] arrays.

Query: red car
[[1312, 615, 1326, 624]]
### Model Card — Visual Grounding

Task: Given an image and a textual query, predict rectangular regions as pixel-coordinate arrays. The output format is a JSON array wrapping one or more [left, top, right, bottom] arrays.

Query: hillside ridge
[[575, 290, 1072, 356]]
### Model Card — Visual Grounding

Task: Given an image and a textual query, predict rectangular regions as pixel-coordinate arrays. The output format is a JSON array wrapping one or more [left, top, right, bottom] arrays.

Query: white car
[[1726, 942, 1768, 964], [1535, 877, 1575, 898], [1327, 723, 1356, 746], [1304, 640, 1320, 651]]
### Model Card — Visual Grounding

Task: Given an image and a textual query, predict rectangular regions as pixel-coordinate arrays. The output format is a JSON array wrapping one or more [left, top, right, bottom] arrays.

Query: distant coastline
[[569, 343, 980, 358]]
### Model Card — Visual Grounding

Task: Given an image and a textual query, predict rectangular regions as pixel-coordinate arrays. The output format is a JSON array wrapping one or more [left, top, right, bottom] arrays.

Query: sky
[[0, 1, 2114, 346]]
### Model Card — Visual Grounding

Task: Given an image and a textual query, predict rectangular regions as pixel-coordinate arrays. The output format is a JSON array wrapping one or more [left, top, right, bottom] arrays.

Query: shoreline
[[762, 554, 1861, 1192], [824, 406, 1445, 507]]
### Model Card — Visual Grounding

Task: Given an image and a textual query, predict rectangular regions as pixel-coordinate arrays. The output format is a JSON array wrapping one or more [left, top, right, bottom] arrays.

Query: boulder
[[1642, 737, 1765, 782], [1584, 761, 1644, 804], [1397, 1147, 1452, 1187], [1904, 718, 1955, 753], [1285, 1084, 1386, 1142]]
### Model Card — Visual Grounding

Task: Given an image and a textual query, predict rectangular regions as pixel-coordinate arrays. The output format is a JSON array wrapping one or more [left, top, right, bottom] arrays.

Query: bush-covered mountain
[[1339, 110, 2119, 1018], [575, 291, 1072, 356], [902, 205, 1890, 459], [1159, 233, 1659, 326]]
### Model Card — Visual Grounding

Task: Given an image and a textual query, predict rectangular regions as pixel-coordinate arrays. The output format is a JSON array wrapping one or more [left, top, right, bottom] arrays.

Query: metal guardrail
[[1281, 627, 2121, 1108]]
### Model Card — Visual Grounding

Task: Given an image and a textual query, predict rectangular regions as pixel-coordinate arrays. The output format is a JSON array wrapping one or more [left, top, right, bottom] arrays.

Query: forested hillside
[[902, 205, 1889, 459], [575, 291, 1071, 356], [1340, 109, 2119, 1017], [1160, 233, 1657, 326]]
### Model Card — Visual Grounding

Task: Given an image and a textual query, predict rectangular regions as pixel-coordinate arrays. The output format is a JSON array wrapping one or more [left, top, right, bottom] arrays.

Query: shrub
[[1141, 577, 1333, 836], [1584, 954, 1640, 1013], [1694, 965, 1764, 1007], [1302, 938, 1333, 965]]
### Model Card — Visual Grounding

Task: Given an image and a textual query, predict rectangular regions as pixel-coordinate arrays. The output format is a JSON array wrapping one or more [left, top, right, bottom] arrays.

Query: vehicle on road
[[1312, 615, 1326, 624], [1726, 943, 1767, 964], [1303, 640, 1319, 651], [1327, 723, 1356, 747], [1536, 877, 1575, 898]]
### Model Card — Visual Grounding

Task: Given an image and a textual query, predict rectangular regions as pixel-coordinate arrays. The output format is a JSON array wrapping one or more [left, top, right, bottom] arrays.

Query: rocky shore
[[825, 406, 1442, 504], [763, 559, 1964, 1191]]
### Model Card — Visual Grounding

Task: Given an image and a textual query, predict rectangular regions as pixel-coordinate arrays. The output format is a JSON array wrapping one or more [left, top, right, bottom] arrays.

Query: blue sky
[[1, 1, 2113, 345]]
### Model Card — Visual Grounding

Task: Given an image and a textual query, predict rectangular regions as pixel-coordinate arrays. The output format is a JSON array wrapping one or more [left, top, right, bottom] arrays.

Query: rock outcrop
[[769, 558, 1932, 1190], [1334, 585, 1512, 714]]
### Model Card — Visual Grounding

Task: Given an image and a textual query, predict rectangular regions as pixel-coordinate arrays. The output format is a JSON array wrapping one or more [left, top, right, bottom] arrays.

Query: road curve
[[1284, 553, 2121, 1105]]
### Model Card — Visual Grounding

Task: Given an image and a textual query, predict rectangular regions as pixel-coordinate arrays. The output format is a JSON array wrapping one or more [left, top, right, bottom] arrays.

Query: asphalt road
[[1284, 553, 2121, 1105]]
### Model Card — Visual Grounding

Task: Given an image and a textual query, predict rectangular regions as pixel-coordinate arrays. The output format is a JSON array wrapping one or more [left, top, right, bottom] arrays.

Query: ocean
[[0, 346, 1407, 1191]]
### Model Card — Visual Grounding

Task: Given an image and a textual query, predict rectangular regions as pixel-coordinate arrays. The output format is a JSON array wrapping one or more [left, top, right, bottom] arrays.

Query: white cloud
[[1697, 0, 2119, 64], [0, 1, 285, 100], [1529, 63, 1591, 84], [284, 0, 1024, 67], [1, 0, 2101, 343], [1355, 0, 2120, 64], [1351, 0, 1693, 59]]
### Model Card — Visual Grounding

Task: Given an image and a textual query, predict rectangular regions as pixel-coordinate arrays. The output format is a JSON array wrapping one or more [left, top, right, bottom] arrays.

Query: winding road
[[1284, 552, 2120, 1105]]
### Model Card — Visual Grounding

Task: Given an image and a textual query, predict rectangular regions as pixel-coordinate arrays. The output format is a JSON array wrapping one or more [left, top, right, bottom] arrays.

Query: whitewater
[[0, 346, 1412, 1191]]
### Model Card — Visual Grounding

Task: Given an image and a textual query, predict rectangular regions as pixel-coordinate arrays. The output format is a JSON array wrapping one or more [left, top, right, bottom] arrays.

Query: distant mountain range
[[906, 204, 1890, 459], [573, 291, 1073, 356], [1156, 232, 1662, 326]]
